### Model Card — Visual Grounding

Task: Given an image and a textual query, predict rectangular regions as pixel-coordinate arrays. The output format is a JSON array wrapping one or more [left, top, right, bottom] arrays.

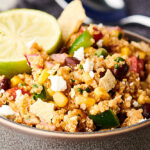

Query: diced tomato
[[7, 87, 19, 99], [93, 32, 103, 42], [6, 87, 30, 100], [129, 56, 144, 77]]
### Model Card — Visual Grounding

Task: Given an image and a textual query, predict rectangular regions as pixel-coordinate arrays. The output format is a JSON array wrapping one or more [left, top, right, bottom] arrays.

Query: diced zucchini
[[89, 110, 120, 129]]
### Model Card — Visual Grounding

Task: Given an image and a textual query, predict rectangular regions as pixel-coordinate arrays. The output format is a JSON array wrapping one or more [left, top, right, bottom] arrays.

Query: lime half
[[0, 9, 62, 78]]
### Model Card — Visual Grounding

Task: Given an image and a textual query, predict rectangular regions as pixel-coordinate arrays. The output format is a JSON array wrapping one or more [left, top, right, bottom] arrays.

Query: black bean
[[100, 71, 106, 78], [112, 63, 129, 80], [65, 57, 80, 68], [117, 113, 127, 124], [0, 76, 9, 90], [142, 104, 150, 119]]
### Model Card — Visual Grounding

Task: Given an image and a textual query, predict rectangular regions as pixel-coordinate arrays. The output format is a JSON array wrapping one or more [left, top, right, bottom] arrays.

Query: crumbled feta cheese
[[0, 89, 5, 94], [122, 81, 126, 85], [130, 82, 134, 86], [126, 96, 132, 101], [96, 39, 103, 48], [30, 99, 54, 123], [15, 89, 22, 103], [27, 39, 36, 49], [49, 75, 67, 91], [70, 88, 75, 98], [98, 23, 103, 28], [139, 118, 147, 123], [73, 47, 84, 61], [89, 71, 95, 78], [133, 101, 139, 107], [0, 105, 16, 116], [83, 59, 94, 72]]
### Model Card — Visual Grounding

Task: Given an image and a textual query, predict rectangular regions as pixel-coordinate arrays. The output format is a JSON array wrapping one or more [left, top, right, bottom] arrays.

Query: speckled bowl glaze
[[0, 30, 150, 150]]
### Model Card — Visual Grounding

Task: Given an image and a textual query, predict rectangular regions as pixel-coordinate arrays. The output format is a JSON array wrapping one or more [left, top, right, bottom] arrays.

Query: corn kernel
[[137, 51, 146, 59], [53, 92, 68, 107], [11, 76, 23, 87], [94, 87, 110, 99], [121, 47, 130, 56], [111, 30, 120, 37], [75, 96, 95, 107], [47, 88, 55, 96], [38, 69, 49, 85]]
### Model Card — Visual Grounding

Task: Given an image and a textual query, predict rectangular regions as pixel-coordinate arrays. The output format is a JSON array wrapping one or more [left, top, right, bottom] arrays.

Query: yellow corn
[[137, 51, 146, 59], [53, 92, 68, 107], [94, 87, 110, 99], [11, 76, 23, 87], [47, 88, 55, 96], [38, 69, 49, 85], [75, 96, 95, 107], [138, 94, 150, 105], [121, 47, 130, 56], [111, 30, 120, 37]]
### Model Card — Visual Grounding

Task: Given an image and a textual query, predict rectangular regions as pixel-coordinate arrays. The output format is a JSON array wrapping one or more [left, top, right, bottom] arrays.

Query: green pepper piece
[[94, 48, 108, 58], [68, 30, 94, 54], [89, 110, 120, 129]]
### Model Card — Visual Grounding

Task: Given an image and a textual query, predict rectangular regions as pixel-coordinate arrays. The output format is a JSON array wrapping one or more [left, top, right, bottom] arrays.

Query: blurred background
[[0, 0, 149, 38]]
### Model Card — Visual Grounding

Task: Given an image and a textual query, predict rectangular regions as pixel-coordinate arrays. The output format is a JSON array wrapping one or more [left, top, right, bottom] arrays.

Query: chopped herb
[[94, 49, 108, 58], [79, 64, 83, 69], [137, 55, 140, 60], [114, 64, 119, 69], [85, 86, 91, 93], [77, 114, 81, 116], [114, 57, 125, 62], [32, 84, 39, 88], [118, 32, 122, 40], [77, 88, 83, 94], [19, 83, 26, 88], [71, 79, 75, 82], [32, 86, 46, 100]]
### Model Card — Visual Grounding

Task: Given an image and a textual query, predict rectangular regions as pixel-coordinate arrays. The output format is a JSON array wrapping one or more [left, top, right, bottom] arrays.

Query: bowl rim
[[0, 30, 150, 139]]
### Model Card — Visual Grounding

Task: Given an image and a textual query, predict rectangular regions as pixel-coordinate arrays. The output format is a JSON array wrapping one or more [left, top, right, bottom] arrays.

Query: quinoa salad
[[0, 24, 150, 132], [0, 0, 150, 132]]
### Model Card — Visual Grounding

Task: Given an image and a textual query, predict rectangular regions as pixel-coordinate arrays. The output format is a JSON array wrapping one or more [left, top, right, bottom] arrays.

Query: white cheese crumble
[[83, 59, 94, 72], [70, 88, 75, 98], [0, 105, 16, 116], [133, 101, 139, 107], [73, 47, 84, 61], [89, 71, 95, 78], [122, 81, 126, 85], [130, 82, 134, 86], [96, 39, 103, 48], [126, 96, 132, 101], [0, 89, 5, 94], [15, 89, 22, 103], [98, 23, 103, 28], [49, 75, 67, 91]]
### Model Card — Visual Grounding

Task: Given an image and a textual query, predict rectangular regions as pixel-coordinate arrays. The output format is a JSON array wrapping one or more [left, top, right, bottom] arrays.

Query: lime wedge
[[0, 9, 62, 78]]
